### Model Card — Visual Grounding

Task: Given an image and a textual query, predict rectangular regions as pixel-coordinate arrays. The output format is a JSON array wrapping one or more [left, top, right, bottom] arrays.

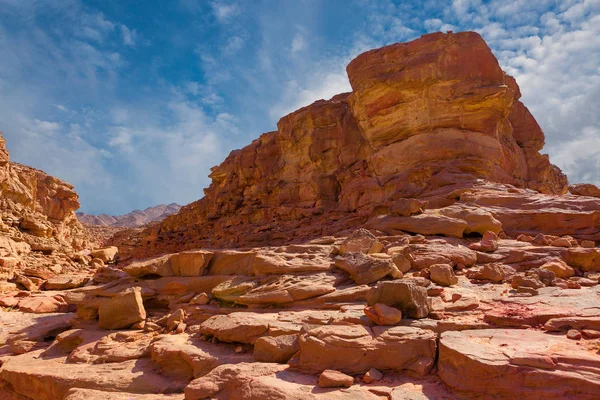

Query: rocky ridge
[[77, 203, 182, 228], [1, 31, 600, 400], [0, 132, 98, 297]]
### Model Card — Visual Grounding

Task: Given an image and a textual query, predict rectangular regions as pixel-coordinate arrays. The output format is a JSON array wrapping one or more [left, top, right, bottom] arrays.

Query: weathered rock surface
[[1, 32, 600, 400], [98, 288, 146, 330], [367, 280, 430, 319], [439, 329, 600, 399], [291, 325, 436, 375], [569, 183, 600, 198], [0, 350, 186, 399], [0, 131, 101, 312], [317, 369, 354, 388]]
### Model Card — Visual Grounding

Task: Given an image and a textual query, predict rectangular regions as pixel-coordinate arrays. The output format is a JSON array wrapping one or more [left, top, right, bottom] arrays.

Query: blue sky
[[0, 0, 598, 215]]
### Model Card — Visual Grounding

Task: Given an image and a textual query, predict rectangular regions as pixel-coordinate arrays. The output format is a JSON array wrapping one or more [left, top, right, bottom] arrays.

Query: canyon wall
[[0, 131, 92, 289]]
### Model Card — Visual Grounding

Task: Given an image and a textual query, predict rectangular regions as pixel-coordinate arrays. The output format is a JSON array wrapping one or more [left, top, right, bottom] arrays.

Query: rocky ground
[[1, 31, 600, 399], [1, 228, 599, 399]]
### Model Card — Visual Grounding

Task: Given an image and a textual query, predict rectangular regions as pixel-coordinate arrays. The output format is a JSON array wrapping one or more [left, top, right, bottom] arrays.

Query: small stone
[[367, 280, 430, 319], [131, 321, 145, 329], [339, 229, 380, 255], [429, 264, 458, 286], [427, 286, 444, 296], [90, 246, 119, 263], [581, 330, 600, 339], [550, 237, 572, 248], [515, 286, 538, 296], [18, 296, 68, 313], [98, 288, 146, 330], [363, 368, 383, 384], [581, 240, 596, 249], [466, 264, 507, 283], [451, 293, 462, 303], [190, 292, 210, 305], [0, 295, 18, 307], [533, 233, 549, 246], [566, 281, 581, 289], [468, 231, 499, 252], [541, 260, 574, 279], [318, 370, 354, 388], [235, 345, 243, 353], [566, 329, 582, 340], [177, 292, 195, 303], [551, 278, 569, 289], [167, 309, 186, 331], [175, 322, 186, 334], [516, 234, 534, 243], [253, 334, 299, 363], [143, 322, 162, 332], [511, 274, 544, 290], [363, 303, 402, 325]]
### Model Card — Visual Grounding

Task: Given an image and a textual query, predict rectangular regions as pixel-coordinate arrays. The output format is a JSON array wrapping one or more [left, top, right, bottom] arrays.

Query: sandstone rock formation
[[119, 31, 578, 261], [1, 31, 600, 400], [0, 131, 96, 296]]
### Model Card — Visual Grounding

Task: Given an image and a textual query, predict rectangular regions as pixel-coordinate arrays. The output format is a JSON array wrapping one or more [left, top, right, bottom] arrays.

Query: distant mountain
[[77, 203, 182, 228]]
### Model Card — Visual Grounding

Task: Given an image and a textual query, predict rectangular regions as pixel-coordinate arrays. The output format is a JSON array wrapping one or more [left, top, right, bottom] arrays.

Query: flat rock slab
[[0, 350, 187, 400], [63, 388, 185, 400], [291, 325, 436, 375], [186, 362, 380, 400], [0, 312, 73, 354], [185, 362, 456, 400], [439, 329, 600, 399], [150, 334, 253, 379], [198, 309, 371, 344]]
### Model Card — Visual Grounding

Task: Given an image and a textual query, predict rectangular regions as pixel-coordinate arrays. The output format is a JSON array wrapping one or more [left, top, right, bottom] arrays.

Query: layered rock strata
[[122, 31, 573, 260], [0, 132, 96, 295]]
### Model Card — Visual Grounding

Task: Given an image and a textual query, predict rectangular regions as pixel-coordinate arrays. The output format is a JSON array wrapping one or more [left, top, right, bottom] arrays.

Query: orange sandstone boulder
[[291, 325, 436, 375], [318, 369, 354, 388]]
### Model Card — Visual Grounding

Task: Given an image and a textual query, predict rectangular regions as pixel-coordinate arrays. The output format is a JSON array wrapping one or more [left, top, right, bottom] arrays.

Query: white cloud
[[108, 126, 135, 152], [291, 33, 307, 54], [120, 25, 137, 46], [77, 12, 115, 43], [32, 119, 60, 134], [103, 97, 230, 208], [211, 1, 240, 23], [548, 126, 600, 184], [269, 73, 351, 122], [224, 35, 245, 54], [424, 18, 443, 32]]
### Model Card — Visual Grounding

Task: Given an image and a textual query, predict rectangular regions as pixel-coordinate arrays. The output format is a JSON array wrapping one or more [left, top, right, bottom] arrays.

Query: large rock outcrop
[[0, 132, 87, 249], [121, 31, 571, 260], [0, 131, 93, 292]]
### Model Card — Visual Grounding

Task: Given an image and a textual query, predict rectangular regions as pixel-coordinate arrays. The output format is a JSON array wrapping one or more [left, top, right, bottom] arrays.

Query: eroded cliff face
[[123, 31, 571, 259], [0, 131, 94, 292], [0, 133, 87, 250]]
